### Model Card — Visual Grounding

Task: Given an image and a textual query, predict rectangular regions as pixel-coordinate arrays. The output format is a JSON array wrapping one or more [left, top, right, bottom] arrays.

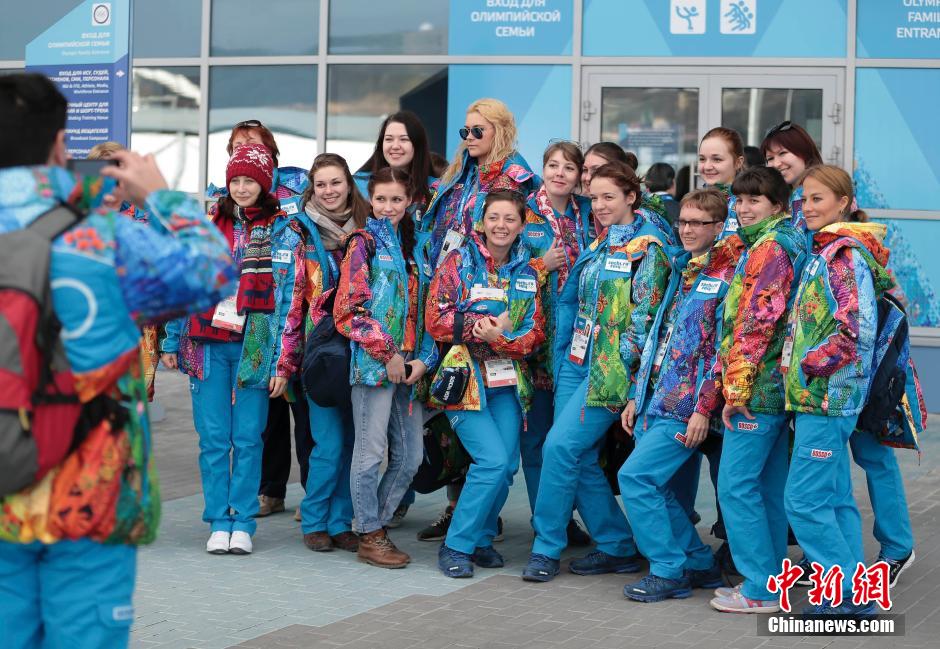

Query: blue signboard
[[449, 0, 573, 55], [582, 0, 846, 57], [25, 1, 131, 158], [857, 0, 940, 59]]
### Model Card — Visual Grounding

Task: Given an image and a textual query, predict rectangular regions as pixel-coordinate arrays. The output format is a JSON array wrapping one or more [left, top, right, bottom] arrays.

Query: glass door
[[581, 70, 707, 177], [705, 71, 843, 165], [582, 67, 844, 181]]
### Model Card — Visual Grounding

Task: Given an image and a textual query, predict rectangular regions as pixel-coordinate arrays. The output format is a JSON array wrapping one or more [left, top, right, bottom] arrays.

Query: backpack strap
[[27, 201, 85, 241]]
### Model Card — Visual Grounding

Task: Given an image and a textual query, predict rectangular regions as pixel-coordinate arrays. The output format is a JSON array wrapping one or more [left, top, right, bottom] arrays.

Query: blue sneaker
[[522, 553, 560, 582], [802, 600, 877, 617], [623, 574, 693, 602], [687, 563, 724, 589], [795, 556, 813, 586], [438, 544, 473, 578], [472, 545, 504, 568], [569, 549, 641, 575]]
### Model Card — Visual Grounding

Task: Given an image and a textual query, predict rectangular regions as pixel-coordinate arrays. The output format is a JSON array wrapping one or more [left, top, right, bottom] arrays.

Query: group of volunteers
[[149, 97, 927, 619], [2, 67, 926, 649]]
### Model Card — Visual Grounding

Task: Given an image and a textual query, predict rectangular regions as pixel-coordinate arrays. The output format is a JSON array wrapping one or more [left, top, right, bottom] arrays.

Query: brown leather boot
[[303, 531, 333, 552], [331, 531, 360, 553], [256, 495, 285, 517], [357, 529, 410, 568]]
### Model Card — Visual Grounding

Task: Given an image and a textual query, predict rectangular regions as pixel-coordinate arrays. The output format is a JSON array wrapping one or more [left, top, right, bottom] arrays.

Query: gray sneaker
[[387, 504, 409, 529]]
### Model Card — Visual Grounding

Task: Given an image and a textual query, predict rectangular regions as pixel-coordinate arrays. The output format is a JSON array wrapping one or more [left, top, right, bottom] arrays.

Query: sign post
[[25, 1, 132, 158]]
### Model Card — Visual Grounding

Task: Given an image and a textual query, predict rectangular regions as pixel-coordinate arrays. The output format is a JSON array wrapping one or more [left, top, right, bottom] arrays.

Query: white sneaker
[[229, 531, 253, 555], [709, 591, 780, 614], [206, 531, 230, 554], [714, 583, 742, 598]]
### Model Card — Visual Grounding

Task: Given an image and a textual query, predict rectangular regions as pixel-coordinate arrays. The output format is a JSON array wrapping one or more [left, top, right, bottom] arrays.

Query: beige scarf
[[304, 198, 357, 250]]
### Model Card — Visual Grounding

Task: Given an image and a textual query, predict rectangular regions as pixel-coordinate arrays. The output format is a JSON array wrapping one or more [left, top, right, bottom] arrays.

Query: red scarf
[[189, 204, 278, 342]]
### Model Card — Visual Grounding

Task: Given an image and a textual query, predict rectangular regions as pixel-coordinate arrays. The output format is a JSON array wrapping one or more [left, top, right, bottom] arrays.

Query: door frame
[[580, 65, 845, 166]]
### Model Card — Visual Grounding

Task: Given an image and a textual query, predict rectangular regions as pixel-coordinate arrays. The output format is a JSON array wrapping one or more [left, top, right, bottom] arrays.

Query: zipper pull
[[19, 407, 31, 432]]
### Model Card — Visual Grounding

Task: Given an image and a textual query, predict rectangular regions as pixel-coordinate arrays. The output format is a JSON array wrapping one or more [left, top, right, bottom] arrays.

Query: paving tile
[[133, 372, 938, 649]]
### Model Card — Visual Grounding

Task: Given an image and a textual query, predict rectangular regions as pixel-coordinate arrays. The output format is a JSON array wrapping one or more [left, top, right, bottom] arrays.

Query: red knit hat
[[227, 143, 274, 194]]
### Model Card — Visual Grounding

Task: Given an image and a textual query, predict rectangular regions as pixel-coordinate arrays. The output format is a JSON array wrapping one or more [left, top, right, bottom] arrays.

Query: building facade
[[2, 0, 938, 406]]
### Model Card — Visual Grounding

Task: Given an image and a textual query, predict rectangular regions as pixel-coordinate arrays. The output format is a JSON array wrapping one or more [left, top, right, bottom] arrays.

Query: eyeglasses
[[459, 126, 485, 140], [234, 119, 263, 129], [677, 219, 723, 229], [764, 120, 793, 138]]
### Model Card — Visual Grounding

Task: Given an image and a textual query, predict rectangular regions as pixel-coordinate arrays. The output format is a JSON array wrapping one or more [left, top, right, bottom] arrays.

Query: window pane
[[131, 67, 201, 193], [601, 87, 700, 177], [133, 0, 201, 58], [327, 65, 447, 172], [329, 1, 448, 54], [0, 0, 82, 60], [210, 0, 319, 56], [721, 88, 823, 148], [208, 65, 318, 188]]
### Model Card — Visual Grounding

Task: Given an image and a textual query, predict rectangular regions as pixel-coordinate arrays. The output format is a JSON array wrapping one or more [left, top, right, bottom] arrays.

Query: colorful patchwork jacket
[[333, 215, 438, 387], [425, 232, 546, 413], [293, 207, 341, 333], [719, 214, 807, 413], [783, 222, 896, 417], [712, 183, 741, 241], [522, 187, 593, 391], [0, 166, 236, 545], [163, 203, 308, 387], [635, 236, 745, 423], [789, 185, 806, 232], [637, 191, 679, 246], [424, 150, 537, 267], [554, 214, 671, 410]]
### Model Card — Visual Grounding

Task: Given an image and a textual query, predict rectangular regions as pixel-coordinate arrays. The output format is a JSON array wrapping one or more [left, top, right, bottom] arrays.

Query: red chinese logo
[[768, 560, 893, 612], [766, 558, 803, 613], [807, 563, 844, 607], [852, 561, 892, 610]]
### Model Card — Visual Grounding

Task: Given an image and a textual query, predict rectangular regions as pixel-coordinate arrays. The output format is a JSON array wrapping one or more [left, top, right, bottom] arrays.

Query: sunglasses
[[764, 120, 793, 138], [459, 126, 485, 140], [234, 119, 263, 129]]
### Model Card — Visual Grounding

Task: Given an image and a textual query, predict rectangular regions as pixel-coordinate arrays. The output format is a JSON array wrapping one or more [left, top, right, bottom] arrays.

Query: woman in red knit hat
[[161, 143, 308, 555]]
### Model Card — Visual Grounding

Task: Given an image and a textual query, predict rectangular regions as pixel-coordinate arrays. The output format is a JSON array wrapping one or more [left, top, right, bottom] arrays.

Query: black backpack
[[301, 287, 351, 408], [301, 234, 374, 408], [856, 293, 910, 436]]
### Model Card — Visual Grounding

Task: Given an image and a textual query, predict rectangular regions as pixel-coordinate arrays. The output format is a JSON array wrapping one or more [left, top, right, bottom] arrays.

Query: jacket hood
[[666, 245, 691, 275], [468, 230, 531, 274], [814, 221, 889, 264], [707, 182, 732, 201], [737, 213, 787, 247], [603, 212, 646, 248], [456, 148, 536, 187], [276, 166, 310, 195], [814, 222, 892, 295], [639, 191, 667, 221], [525, 190, 591, 223]]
